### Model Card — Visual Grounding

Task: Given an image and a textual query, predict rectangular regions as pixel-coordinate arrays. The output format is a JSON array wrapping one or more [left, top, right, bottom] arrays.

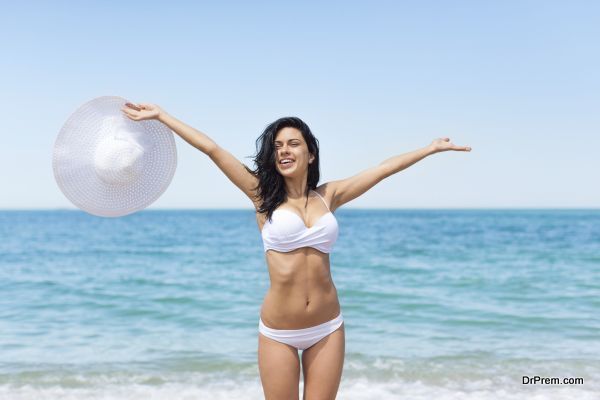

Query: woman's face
[[274, 127, 314, 176]]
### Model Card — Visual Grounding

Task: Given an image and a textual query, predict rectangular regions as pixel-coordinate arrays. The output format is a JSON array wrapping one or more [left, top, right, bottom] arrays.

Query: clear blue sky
[[1, 1, 598, 209]]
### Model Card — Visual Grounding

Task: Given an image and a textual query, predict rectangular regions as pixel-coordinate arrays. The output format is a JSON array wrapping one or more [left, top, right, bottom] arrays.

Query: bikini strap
[[311, 190, 331, 211]]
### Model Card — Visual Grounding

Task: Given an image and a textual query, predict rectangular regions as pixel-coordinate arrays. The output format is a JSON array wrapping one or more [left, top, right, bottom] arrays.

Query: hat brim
[[53, 96, 177, 217]]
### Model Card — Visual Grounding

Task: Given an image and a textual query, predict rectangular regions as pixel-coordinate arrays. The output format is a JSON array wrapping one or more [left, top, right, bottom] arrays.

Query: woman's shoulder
[[314, 183, 337, 212]]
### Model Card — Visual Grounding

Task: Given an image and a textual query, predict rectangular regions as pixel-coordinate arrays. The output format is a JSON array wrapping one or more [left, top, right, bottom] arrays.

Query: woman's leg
[[258, 332, 301, 400], [301, 323, 345, 400]]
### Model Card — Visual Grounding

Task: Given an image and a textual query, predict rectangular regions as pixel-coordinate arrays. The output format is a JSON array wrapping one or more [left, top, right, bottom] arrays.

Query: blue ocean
[[0, 209, 598, 399]]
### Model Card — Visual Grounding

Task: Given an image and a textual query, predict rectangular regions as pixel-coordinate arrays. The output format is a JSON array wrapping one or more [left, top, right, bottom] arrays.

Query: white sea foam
[[0, 379, 597, 400], [0, 372, 598, 400]]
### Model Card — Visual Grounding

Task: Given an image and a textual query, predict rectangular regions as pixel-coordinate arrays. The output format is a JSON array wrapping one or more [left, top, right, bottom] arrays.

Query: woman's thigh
[[301, 324, 345, 400], [258, 332, 301, 400]]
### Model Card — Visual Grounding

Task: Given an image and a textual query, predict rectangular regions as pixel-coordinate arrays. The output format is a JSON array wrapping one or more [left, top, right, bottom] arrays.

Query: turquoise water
[[0, 209, 598, 399]]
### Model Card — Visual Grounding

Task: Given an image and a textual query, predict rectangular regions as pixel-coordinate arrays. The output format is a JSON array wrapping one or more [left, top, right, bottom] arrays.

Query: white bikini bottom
[[258, 312, 344, 351]]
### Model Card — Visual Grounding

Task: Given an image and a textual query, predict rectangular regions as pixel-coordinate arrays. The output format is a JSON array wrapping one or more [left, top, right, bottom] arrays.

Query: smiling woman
[[121, 103, 471, 399], [247, 118, 323, 222]]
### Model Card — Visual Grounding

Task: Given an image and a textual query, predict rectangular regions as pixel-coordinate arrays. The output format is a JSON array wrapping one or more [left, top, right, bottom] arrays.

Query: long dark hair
[[244, 116, 320, 222]]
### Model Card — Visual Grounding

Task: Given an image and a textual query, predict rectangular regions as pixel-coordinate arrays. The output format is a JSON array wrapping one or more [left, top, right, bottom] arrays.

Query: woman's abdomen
[[260, 283, 340, 329]]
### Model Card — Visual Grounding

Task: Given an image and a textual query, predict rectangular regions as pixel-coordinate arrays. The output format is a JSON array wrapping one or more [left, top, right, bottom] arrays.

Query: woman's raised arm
[[122, 103, 218, 154], [326, 137, 471, 211], [122, 103, 260, 208]]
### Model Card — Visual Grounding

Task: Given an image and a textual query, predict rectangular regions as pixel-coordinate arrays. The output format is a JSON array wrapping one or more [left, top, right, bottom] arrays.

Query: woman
[[121, 102, 471, 399]]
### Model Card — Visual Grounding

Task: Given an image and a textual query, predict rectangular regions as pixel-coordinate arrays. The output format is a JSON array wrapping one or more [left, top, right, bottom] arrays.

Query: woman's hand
[[428, 137, 472, 154], [120, 102, 164, 121]]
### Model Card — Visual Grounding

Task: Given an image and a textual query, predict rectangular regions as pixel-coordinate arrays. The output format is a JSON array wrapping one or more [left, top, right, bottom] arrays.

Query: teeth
[[281, 159, 293, 164]]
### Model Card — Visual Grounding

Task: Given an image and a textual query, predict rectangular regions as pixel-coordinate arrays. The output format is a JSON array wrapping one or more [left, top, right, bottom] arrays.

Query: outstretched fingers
[[443, 138, 471, 152], [121, 107, 140, 120], [124, 102, 142, 111]]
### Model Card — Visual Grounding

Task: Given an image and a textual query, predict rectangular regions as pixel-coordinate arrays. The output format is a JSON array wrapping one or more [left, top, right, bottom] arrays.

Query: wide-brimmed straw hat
[[52, 96, 177, 217]]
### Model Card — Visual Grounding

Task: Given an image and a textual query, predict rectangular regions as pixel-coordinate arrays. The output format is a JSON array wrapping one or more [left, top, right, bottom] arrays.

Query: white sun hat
[[52, 96, 177, 217]]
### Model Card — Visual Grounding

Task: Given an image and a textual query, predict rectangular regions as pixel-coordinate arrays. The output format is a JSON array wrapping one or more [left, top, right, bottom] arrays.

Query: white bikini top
[[261, 190, 339, 254]]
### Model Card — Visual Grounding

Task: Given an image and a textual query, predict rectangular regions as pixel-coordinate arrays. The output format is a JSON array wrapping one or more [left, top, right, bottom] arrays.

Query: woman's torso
[[256, 188, 340, 329]]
